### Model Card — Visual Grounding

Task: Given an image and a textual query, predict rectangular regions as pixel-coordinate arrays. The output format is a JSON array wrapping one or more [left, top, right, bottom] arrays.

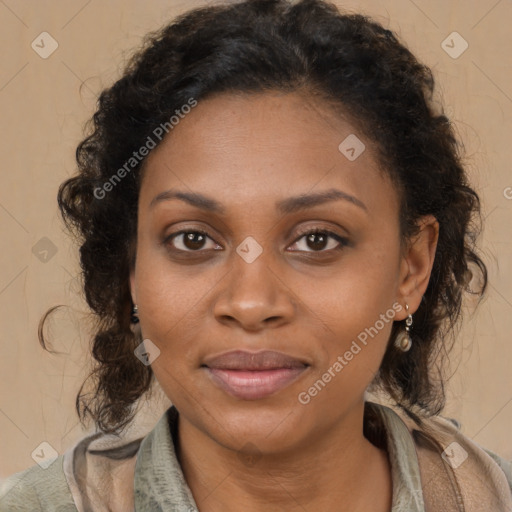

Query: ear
[[395, 214, 439, 320]]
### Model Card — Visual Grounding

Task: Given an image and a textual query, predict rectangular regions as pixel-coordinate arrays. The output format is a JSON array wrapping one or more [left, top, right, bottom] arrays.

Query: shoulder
[[0, 407, 173, 512], [421, 412, 512, 489], [0, 432, 145, 512], [480, 445, 512, 491], [0, 455, 77, 512], [379, 403, 512, 510]]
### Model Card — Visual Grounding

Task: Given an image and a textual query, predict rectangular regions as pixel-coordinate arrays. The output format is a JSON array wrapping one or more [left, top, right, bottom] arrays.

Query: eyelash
[[163, 227, 349, 254]]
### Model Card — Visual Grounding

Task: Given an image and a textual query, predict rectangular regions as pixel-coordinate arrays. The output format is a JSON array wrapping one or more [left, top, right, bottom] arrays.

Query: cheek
[[295, 239, 400, 382], [133, 252, 205, 375], [298, 287, 397, 409], [297, 239, 399, 328], [135, 240, 206, 326]]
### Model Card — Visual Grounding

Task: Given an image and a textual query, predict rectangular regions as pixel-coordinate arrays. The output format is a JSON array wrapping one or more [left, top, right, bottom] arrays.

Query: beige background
[[0, 0, 511, 477]]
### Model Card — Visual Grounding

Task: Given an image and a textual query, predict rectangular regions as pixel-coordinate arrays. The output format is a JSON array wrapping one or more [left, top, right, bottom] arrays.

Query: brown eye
[[305, 232, 329, 251], [166, 230, 221, 252], [289, 229, 348, 253]]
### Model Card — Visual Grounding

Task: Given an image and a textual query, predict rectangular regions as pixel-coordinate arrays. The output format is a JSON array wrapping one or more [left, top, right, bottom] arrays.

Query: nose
[[213, 250, 296, 332]]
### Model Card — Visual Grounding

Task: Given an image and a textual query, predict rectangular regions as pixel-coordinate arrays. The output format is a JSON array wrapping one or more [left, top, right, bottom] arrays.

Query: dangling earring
[[130, 304, 139, 324], [395, 303, 413, 352]]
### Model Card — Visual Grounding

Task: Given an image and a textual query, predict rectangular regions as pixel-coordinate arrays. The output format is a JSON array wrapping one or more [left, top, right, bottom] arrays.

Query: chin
[[198, 395, 312, 453]]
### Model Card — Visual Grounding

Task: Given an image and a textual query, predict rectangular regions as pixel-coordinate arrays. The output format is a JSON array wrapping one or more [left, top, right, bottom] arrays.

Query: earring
[[130, 304, 139, 324], [395, 303, 412, 352]]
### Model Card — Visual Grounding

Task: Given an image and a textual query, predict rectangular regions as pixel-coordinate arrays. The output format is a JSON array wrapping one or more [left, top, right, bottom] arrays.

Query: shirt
[[1, 401, 511, 511]]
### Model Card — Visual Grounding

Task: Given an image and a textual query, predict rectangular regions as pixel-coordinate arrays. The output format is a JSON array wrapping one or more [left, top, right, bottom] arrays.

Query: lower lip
[[205, 367, 307, 400]]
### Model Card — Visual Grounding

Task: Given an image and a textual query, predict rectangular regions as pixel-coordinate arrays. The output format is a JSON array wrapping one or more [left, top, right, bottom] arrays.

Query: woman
[[1, 0, 511, 510]]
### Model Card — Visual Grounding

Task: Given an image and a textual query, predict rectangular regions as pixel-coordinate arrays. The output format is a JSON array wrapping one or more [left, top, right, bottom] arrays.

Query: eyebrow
[[149, 188, 367, 214]]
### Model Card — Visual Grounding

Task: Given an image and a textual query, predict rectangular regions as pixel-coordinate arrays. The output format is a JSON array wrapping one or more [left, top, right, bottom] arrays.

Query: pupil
[[308, 233, 327, 250], [182, 232, 329, 251], [185, 232, 205, 250]]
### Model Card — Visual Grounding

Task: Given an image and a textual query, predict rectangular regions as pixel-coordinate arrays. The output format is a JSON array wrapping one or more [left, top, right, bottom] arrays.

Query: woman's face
[[130, 91, 435, 455]]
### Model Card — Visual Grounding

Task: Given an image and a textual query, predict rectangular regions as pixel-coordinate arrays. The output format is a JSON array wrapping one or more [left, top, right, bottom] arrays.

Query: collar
[[132, 401, 425, 511], [133, 406, 198, 510]]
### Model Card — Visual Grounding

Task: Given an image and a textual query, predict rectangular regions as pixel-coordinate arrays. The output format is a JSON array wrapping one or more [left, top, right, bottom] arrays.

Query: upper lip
[[203, 350, 309, 370]]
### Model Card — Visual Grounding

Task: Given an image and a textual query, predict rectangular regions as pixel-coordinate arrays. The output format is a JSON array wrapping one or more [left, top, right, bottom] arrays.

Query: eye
[[288, 228, 348, 253], [164, 227, 348, 254], [165, 229, 221, 252]]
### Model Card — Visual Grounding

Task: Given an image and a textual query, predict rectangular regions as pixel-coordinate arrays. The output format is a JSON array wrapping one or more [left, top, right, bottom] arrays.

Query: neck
[[175, 401, 392, 512]]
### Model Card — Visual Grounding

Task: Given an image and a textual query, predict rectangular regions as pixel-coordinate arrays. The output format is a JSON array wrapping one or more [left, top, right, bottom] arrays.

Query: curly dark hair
[[40, 0, 487, 436]]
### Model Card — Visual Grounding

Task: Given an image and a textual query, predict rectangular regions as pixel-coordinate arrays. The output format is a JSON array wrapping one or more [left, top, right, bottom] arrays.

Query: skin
[[129, 90, 439, 512]]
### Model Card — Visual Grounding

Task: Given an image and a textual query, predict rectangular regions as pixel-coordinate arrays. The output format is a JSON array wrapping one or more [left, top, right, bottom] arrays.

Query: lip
[[202, 350, 309, 400]]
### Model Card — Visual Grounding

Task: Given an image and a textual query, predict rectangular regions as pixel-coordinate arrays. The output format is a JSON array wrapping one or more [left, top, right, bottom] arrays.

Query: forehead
[[138, 91, 395, 215]]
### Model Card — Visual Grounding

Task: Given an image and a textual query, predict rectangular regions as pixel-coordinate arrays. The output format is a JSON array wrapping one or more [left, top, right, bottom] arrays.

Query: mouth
[[202, 350, 310, 400]]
